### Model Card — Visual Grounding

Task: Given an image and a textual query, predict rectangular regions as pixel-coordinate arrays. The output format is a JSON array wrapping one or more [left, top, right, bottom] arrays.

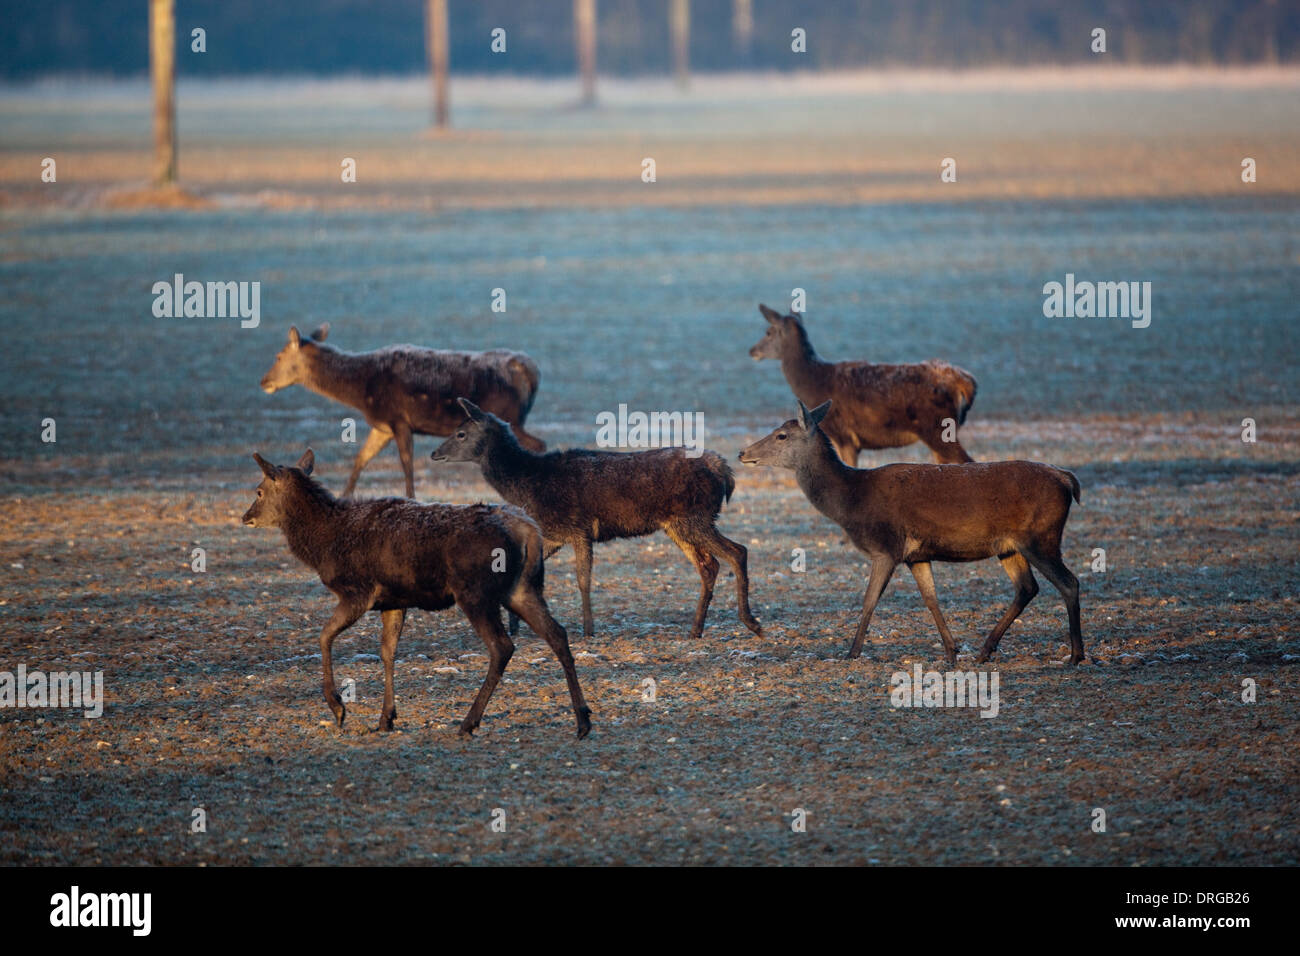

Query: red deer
[[259, 324, 545, 498], [431, 398, 763, 642], [749, 304, 977, 465], [241, 448, 591, 739], [739, 401, 1084, 665]]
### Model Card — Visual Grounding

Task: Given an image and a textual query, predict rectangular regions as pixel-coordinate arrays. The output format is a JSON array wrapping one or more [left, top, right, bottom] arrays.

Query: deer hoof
[[328, 696, 346, 728]]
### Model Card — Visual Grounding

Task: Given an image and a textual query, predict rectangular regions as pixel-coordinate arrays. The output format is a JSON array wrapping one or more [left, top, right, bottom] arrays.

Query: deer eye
[[257, 489, 263, 498], [776, 433, 787, 440], [456, 430, 467, 440]]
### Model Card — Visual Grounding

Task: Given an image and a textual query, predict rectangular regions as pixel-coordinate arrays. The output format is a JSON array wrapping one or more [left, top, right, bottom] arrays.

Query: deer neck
[[278, 486, 342, 572], [780, 328, 832, 403], [302, 346, 371, 412], [480, 432, 537, 497], [793, 432, 861, 526]]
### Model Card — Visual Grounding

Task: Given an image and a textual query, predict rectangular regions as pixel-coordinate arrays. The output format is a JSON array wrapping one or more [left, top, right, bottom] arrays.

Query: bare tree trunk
[[149, 0, 176, 186], [575, 0, 597, 106], [671, 0, 690, 89], [427, 0, 449, 128], [1264, 0, 1279, 66], [732, 0, 753, 64]]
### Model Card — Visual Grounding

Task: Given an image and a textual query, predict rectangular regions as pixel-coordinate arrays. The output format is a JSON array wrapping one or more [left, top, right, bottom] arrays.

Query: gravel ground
[[1, 417, 1296, 865], [0, 73, 1296, 865]]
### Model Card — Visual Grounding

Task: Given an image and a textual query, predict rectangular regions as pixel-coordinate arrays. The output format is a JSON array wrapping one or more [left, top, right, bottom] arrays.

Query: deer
[[241, 448, 591, 739], [749, 304, 978, 465], [431, 398, 763, 643], [259, 324, 546, 499], [739, 401, 1084, 666]]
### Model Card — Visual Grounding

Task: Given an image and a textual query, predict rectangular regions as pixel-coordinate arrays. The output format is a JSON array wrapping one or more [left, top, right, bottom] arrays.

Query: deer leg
[[319, 602, 366, 728], [696, 526, 762, 636], [393, 423, 416, 498], [376, 608, 405, 731], [848, 555, 896, 659], [1023, 550, 1085, 665], [908, 561, 959, 665], [343, 426, 392, 497], [977, 553, 1038, 664], [830, 437, 859, 467], [666, 526, 718, 641], [506, 587, 592, 739], [572, 536, 596, 638], [504, 540, 564, 637], [921, 422, 973, 464], [458, 607, 515, 737]]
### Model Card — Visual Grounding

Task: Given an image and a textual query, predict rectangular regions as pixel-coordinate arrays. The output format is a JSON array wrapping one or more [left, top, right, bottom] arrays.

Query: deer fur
[[242, 448, 591, 738], [749, 304, 977, 465], [259, 324, 545, 498], [431, 399, 763, 642], [739, 401, 1084, 665]]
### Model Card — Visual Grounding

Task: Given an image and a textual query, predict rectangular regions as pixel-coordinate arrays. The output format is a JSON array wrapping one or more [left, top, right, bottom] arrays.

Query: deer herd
[[245, 304, 1085, 739]]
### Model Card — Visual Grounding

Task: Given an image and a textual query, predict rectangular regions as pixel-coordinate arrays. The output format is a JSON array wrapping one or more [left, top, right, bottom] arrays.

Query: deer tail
[[702, 451, 736, 503], [500, 505, 545, 594], [507, 355, 542, 419], [951, 367, 977, 425], [1055, 468, 1082, 505]]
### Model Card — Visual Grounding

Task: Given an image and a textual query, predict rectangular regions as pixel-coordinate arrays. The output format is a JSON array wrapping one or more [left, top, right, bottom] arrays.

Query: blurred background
[[4, 0, 1299, 78], [0, 1, 1297, 490]]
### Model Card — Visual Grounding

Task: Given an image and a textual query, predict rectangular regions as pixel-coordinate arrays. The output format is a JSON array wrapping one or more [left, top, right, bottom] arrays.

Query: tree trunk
[[149, 0, 176, 185], [427, 0, 449, 128], [671, 0, 690, 89], [732, 0, 753, 64], [575, 0, 597, 105]]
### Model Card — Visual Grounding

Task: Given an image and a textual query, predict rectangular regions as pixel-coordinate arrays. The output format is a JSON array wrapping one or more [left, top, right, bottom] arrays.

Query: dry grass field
[[1, 70, 1297, 865]]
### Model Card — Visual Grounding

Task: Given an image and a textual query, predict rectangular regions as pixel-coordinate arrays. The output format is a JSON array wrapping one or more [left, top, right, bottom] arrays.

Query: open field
[[2, 69, 1300, 209], [0, 73, 1297, 865]]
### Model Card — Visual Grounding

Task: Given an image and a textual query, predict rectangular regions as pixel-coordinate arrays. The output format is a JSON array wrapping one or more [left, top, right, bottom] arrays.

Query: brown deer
[[242, 448, 591, 739], [431, 399, 763, 642], [259, 324, 545, 498], [749, 304, 977, 465], [739, 401, 1084, 665]]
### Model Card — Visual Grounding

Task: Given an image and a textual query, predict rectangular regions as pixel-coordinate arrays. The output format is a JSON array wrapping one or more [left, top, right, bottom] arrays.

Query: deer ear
[[796, 401, 811, 431], [457, 398, 485, 422], [253, 452, 278, 478], [759, 303, 781, 323], [806, 400, 832, 431], [309, 323, 329, 343], [287, 326, 301, 349], [296, 448, 315, 475]]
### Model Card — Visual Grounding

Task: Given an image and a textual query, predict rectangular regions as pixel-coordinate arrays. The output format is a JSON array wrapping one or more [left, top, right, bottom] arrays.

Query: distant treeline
[[3, 0, 1296, 79]]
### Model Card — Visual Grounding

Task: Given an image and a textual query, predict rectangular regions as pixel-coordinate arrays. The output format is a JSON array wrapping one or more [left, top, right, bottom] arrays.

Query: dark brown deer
[[241, 448, 591, 739], [259, 324, 546, 498], [431, 398, 763, 642], [749, 304, 977, 465], [739, 401, 1084, 665]]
